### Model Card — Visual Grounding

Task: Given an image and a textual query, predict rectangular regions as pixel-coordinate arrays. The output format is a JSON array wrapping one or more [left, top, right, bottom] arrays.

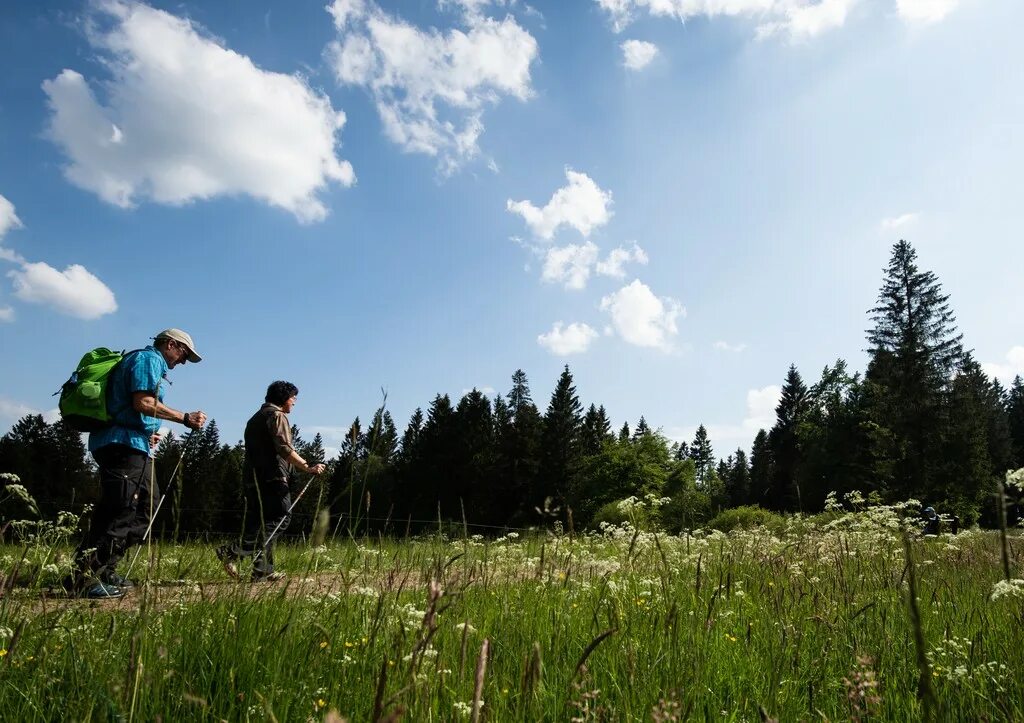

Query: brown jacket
[[243, 403, 294, 484]]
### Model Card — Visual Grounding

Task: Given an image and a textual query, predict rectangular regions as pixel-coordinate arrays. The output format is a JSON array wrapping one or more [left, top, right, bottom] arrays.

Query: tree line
[[2, 240, 1023, 535]]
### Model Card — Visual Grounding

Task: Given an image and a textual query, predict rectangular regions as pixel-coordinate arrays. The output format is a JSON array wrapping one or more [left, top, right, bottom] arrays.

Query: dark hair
[[266, 381, 299, 406]]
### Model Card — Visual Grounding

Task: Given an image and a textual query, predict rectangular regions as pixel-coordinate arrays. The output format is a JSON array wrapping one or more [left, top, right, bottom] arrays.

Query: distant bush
[[707, 505, 786, 534], [590, 494, 669, 531], [591, 500, 631, 530]]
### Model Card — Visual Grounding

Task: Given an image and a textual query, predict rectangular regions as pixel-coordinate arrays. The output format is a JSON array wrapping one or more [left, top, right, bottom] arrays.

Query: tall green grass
[[1, 508, 1022, 721]]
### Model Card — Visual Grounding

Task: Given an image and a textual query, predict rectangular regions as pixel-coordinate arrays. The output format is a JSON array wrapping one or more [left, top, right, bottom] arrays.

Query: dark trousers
[[227, 477, 291, 576], [73, 444, 158, 585]]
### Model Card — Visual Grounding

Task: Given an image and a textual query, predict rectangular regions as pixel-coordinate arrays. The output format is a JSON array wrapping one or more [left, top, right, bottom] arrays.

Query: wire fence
[[9, 497, 548, 542]]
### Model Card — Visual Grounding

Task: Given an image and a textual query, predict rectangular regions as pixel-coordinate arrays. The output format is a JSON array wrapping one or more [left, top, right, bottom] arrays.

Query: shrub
[[707, 505, 786, 534], [590, 494, 668, 531]]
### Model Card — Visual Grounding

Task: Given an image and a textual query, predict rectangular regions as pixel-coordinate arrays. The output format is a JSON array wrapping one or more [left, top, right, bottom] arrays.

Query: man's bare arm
[[132, 391, 207, 430]]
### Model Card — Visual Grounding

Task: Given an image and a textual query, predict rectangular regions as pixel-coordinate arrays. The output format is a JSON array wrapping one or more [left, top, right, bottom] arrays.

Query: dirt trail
[[2, 566, 438, 616]]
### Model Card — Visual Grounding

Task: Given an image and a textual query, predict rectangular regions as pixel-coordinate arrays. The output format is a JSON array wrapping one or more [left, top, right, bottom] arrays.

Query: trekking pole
[[123, 431, 194, 580], [254, 473, 320, 562]]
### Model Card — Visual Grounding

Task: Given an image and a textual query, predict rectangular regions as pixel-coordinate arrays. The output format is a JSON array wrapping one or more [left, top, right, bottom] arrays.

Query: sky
[[1, 0, 1022, 460]]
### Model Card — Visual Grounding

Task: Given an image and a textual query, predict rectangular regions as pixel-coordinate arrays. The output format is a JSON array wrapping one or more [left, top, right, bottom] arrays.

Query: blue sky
[[1, 0, 1022, 459]]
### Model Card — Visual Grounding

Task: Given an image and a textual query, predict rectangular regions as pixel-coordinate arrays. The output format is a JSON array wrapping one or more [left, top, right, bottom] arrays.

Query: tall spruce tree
[[717, 458, 730, 483], [506, 370, 542, 523], [453, 389, 495, 523], [350, 410, 396, 530], [689, 425, 714, 486], [632, 417, 652, 443], [417, 394, 458, 520], [726, 448, 750, 507], [539, 365, 583, 508], [214, 441, 245, 534], [365, 409, 399, 463], [581, 404, 612, 455], [329, 417, 365, 524], [944, 356, 1003, 523], [398, 409, 424, 469], [750, 429, 774, 506], [767, 365, 808, 511], [490, 393, 521, 525], [865, 240, 964, 501], [796, 361, 869, 509], [391, 408, 424, 523], [1009, 376, 1024, 468], [178, 421, 223, 535]]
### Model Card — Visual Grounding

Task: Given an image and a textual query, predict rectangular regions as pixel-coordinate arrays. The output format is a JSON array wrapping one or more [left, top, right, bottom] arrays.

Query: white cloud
[[596, 0, 859, 38], [537, 321, 599, 355], [668, 384, 781, 454], [0, 193, 25, 264], [43, 0, 354, 223], [714, 340, 747, 352], [881, 211, 920, 230], [0, 397, 61, 433], [621, 39, 658, 70], [507, 169, 613, 240], [0, 194, 22, 240], [596, 241, 648, 278], [745, 385, 782, 429], [896, 0, 959, 23], [599, 279, 684, 351], [461, 386, 497, 397], [982, 346, 1024, 384], [542, 241, 600, 290], [759, 0, 858, 38], [9, 262, 118, 320], [326, 0, 538, 174], [0, 194, 116, 320]]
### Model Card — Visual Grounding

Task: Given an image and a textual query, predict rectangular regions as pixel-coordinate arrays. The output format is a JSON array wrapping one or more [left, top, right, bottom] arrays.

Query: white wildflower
[[453, 701, 473, 718], [990, 579, 1024, 601]]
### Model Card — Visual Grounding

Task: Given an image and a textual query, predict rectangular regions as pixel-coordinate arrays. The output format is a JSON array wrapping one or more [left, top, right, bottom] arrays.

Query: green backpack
[[57, 348, 127, 432]]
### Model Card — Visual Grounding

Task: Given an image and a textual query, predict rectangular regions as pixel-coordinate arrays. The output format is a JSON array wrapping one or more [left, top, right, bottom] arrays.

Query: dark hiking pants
[[226, 477, 291, 577], [73, 444, 158, 587]]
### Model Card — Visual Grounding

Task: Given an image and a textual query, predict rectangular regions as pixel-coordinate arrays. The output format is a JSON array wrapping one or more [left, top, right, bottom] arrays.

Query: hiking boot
[[83, 581, 125, 600], [101, 571, 135, 589], [61, 573, 83, 596], [251, 571, 285, 583], [216, 545, 240, 580]]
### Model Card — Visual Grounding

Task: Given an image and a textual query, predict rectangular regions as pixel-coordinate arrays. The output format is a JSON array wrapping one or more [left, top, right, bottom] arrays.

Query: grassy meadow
[[1, 500, 1023, 722]]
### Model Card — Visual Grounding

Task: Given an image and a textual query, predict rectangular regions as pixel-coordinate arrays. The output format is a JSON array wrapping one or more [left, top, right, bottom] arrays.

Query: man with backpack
[[216, 381, 325, 583], [67, 328, 207, 599]]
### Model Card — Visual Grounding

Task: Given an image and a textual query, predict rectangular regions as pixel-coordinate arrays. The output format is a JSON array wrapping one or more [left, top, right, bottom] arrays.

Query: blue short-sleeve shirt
[[89, 346, 169, 456]]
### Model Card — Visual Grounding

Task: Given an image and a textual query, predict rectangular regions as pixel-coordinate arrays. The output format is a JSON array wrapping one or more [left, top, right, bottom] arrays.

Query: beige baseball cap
[[154, 328, 203, 363]]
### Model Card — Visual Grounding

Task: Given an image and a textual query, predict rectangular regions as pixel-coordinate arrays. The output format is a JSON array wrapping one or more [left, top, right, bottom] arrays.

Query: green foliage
[[796, 360, 868, 511], [2, 239, 1020, 537], [865, 239, 964, 502], [571, 431, 670, 526], [767, 364, 808, 512], [706, 505, 787, 533], [689, 424, 714, 486], [539, 365, 583, 507], [0, 415, 96, 518], [1009, 376, 1024, 468]]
